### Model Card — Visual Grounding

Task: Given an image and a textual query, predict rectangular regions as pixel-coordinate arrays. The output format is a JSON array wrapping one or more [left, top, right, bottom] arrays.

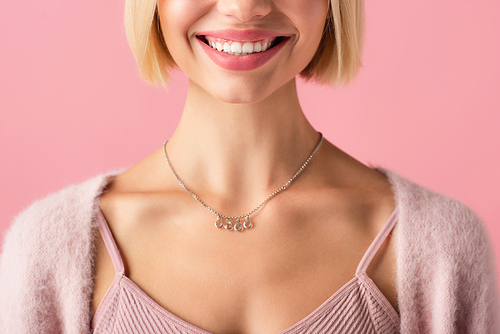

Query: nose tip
[[217, 0, 272, 22]]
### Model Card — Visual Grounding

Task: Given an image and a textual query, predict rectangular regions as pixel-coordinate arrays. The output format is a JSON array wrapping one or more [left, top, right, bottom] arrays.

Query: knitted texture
[[389, 171, 500, 333], [0, 169, 498, 333], [0, 173, 117, 333]]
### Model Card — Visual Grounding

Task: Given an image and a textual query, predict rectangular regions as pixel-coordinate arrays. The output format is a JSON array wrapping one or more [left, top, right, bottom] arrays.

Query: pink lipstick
[[196, 30, 291, 71]]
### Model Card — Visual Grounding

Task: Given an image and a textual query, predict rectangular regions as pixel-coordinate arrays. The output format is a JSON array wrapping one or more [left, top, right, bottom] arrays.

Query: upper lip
[[196, 29, 291, 42]]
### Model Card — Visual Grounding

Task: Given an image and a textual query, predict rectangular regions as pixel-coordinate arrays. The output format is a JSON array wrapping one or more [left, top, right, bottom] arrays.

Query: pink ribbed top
[[92, 208, 400, 334]]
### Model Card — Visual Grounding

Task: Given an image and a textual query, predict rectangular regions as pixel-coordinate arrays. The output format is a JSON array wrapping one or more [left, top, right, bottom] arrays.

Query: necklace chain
[[163, 133, 323, 231]]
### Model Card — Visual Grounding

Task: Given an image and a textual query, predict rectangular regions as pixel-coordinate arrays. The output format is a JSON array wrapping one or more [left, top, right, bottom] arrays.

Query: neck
[[165, 78, 320, 214]]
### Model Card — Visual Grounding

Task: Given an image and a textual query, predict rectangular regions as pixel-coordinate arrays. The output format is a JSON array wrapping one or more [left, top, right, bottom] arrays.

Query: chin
[[190, 71, 294, 105], [210, 80, 275, 105]]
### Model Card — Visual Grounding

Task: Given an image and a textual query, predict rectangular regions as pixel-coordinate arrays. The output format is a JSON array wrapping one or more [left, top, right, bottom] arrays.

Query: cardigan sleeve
[[0, 212, 30, 333], [0, 201, 67, 333], [445, 208, 500, 333], [390, 171, 500, 333], [0, 173, 114, 334]]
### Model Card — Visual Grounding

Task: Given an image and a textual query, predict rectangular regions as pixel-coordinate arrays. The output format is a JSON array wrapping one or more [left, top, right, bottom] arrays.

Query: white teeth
[[242, 42, 253, 53], [231, 42, 241, 53], [205, 36, 279, 56], [231, 42, 242, 53]]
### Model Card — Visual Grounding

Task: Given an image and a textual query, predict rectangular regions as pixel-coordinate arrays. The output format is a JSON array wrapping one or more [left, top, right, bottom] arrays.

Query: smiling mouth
[[197, 35, 289, 57]]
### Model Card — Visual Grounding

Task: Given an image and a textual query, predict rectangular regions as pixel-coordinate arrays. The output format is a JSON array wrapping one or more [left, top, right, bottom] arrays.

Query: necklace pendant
[[164, 134, 323, 233], [234, 218, 243, 232], [243, 216, 253, 229], [224, 219, 233, 230]]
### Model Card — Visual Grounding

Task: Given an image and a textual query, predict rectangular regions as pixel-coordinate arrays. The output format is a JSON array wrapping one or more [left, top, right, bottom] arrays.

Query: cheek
[[279, 0, 328, 50], [283, 2, 329, 70], [298, 1, 328, 38], [158, 0, 206, 51], [292, 0, 329, 18]]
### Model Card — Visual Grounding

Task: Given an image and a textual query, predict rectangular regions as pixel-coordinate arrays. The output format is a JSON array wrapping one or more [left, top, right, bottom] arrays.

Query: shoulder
[[2, 171, 119, 251], [0, 170, 122, 333], [380, 169, 499, 332], [382, 169, 489, 254]]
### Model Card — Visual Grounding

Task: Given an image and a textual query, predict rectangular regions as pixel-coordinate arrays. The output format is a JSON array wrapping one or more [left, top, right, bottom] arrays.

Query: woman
[[0, 0, 498, 332]]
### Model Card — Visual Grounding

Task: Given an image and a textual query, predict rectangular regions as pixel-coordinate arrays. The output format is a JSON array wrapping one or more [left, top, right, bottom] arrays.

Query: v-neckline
[[92, 207, 400, 332], [112, 270, 399, 334]]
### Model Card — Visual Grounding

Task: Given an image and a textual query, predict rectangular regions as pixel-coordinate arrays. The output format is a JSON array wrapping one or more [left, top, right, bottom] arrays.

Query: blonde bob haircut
[[124, 0, 364, 88]]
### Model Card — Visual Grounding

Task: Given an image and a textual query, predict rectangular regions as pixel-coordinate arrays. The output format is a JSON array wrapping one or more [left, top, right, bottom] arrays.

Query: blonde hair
[[124, 0, 364, 88]]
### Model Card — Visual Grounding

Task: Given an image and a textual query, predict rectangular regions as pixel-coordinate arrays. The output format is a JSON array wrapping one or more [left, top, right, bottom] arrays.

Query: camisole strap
[[95, 208, 125, 274], [356, 207, 398, 274]]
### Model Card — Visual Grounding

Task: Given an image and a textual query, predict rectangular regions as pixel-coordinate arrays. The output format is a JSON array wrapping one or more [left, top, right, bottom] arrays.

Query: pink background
[[1, 0, 499, 283]]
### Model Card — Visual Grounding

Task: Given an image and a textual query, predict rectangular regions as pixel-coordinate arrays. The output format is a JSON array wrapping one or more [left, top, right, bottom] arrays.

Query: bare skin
[[91, 1, 397, 332], [92, 132, 398, 334]]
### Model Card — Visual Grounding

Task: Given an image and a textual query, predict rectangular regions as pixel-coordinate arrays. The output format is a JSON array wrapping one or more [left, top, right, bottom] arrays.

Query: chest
[[93, 205, 397, 334]]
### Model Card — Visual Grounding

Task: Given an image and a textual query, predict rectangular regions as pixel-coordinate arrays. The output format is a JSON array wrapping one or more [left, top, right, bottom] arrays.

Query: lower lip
[[197, 37, 289, 71]]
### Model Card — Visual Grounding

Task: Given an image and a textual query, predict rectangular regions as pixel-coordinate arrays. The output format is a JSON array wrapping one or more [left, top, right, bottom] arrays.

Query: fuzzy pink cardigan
[[0, 169, 498, 333]]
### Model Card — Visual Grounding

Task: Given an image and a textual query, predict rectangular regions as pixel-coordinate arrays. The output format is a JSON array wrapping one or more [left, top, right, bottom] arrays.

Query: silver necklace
[[163, 133, 323, 232]]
